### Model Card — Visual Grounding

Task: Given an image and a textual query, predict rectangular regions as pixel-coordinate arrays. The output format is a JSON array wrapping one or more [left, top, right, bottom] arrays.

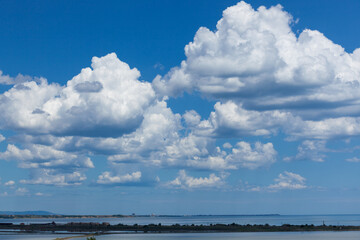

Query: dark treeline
[[1, 222, 360, 233]]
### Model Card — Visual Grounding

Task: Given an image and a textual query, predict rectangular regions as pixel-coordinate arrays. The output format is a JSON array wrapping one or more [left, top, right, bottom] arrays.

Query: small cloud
[[97, 171, 142, 185], [268, 171, 307, 191], [166, 170, 226, 190], [346, 157, 360, 162], [223, 142, 232, 149], [248, 186, 261, 192], [15, 187, 29, 196], [226, 141, 277, 170], [4, 180, 15, 186], [20, 170, 87, 186], [240, 171, 308, 192], [183, 110, 201, 127], [0, 134, 5, 143], [284, 140, 326, 162], [153, 63, 165, 71]]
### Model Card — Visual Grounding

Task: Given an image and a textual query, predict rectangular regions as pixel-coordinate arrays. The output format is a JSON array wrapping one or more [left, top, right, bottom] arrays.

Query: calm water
[[2, 232, 360, 240], [89, 232, 360, 240], [0, 232, 77, 239], [1, 214, 360, 226]]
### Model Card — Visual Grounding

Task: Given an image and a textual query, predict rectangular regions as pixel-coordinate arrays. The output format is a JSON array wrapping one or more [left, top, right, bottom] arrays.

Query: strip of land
[[1, 222, 360, 233], [54, 234, 96, 240]]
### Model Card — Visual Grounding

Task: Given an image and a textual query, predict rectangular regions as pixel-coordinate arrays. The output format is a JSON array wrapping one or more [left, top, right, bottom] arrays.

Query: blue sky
[[0, 0, 360, 215]]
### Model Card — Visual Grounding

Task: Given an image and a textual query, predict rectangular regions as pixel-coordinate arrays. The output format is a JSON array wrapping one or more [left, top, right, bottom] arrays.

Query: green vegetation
[[87, 237, 96, 240]]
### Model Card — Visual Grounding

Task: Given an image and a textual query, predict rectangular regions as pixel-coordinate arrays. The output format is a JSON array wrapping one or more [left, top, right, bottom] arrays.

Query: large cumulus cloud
[[152, 0, 360, 171], [0, 53, 155, 138], [153, 1, 360, 119]]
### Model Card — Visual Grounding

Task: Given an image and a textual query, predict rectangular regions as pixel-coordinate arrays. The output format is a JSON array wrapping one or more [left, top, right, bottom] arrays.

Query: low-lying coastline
[[0, 214, 279, 219], [1, 221, 360, 233]]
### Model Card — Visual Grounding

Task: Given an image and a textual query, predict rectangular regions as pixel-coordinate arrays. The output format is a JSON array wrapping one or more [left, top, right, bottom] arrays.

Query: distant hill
[[0, 211, 57, 215]]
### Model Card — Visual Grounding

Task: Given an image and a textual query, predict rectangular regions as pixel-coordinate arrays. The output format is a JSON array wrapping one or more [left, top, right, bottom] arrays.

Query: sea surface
[[1, 215, 360, 240], [74, 232, 360, 240], [2, 232, 360, 240]]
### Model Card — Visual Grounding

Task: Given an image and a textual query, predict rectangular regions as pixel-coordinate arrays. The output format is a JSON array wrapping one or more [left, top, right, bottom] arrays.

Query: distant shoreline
[[0, 214, 280, 219]]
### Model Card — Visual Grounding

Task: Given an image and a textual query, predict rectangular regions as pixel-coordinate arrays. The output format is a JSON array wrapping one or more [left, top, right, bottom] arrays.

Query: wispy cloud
[[167, 170, 227, 190], [268, 171, 307, 191], [20, 170, 86, 186], [97, 171, 142, 185]]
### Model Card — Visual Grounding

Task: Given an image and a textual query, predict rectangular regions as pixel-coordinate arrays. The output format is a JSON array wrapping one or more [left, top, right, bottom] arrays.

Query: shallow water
[[92, 232, 360, 240], [0, 232, 77, 239], [3, 232, 360, 240]]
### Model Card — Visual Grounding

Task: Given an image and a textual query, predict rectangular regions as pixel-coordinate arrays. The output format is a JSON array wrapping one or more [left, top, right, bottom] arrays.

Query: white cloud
[[153, 63, 165, 71], [0, 53, 155, 138], [41, 109, 277, 171], [153, 1, 360, 121], [34, 192, 48, 196], [226, 141, 277, 169], [4, 180, 15, 186], [73, 101, 273, 172], [76, 100, 182, 163], [191, 101, 360, 141], [0, 144, 94, 169], [0, 134, 5, 142], [167, 170, 226, 189], [346, 157, 360, 162], [4, 0, 360, 185], [268, 171, 307, 191], [159, 134, 276, 170], [152, 0, 360, 150], [183, 110, 201, 127], [15, 187, 29, 196], [97, 171, 141, 184], [0, 142, 93, 186], [284, 140, 326, 162], [223, 142, 232, 149], [238, 171, 307, 192], [163, 134, 224, 169], [285, 117, 360, 140], [20, 170, 86, 186], [169, 139, 277, 171], [201, 101, 295, 137]]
